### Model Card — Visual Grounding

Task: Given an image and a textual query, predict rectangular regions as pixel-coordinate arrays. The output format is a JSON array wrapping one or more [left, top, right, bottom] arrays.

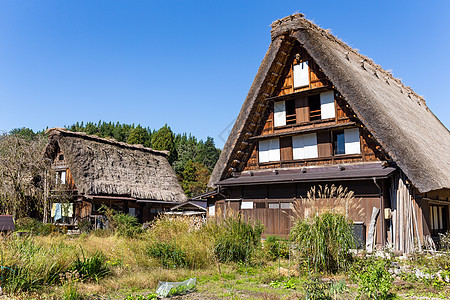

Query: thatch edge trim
[[208, 36, 284, 187], [46, 128, 169, 156]]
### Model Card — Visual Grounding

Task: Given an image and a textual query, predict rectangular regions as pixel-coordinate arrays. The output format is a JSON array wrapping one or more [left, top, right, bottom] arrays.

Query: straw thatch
[[209, 14, 450, 193], [45, 128, 187, 202]]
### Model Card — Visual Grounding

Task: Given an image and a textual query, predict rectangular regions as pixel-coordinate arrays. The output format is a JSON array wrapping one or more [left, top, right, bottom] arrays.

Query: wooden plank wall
[[218, 181, 384, 244]]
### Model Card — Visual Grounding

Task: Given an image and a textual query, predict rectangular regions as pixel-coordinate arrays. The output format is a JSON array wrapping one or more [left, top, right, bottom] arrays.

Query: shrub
[[264, 235, 290, 260], [352, 258, 393, 300], [147, 241, 188, 268], [71, 248, 110, 282], [212, 213, 264, 263], [290, 212, 354, 274], [15, 217, 38, 232], [303, 277, 332, 300], [113, 212, 143, 237]]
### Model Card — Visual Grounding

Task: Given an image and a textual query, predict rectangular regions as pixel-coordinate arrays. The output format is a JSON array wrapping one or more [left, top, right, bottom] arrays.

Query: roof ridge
[[271, 14, 426, 105], [46, 127, 169, 156]]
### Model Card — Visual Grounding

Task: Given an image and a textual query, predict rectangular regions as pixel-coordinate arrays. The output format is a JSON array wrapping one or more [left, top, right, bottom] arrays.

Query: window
[[241, 201, 253, 209], [285, 100, 296, 125], [59, 154, 64, 161], [280, 202, 292, 210], [293, 61, 309, 88], [308, 95, 321, 121], [334, 128, 361, 155], [128, 208, 136, 217], [208, 205, 215, 216], [292, 133, 318, 159], [259, 138, 280, 163], [55, 171, 66, 185], [334, 131, 345, 155], [320, 91, 335, 119], [269, 203, 280, 209], [430, 205, 447, 236], [274, 101, 286, 127]]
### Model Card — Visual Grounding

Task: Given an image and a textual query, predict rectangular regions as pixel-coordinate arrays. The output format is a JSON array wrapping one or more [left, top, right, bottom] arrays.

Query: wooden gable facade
[[208, 14, 450, 253]]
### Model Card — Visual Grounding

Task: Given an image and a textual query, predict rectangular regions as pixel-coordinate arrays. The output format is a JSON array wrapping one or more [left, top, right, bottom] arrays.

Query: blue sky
[[0, 1, 448, 148]]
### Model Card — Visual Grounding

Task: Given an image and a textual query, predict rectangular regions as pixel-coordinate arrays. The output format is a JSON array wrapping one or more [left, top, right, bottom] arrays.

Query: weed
[[353, 258, 393, 299], [71, 248, 110, 282], [146, 241, 188, 268]]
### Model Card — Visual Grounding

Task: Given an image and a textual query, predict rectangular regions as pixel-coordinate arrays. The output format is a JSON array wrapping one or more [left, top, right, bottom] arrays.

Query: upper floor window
[[56, 171, 66, 185], [258, 138, 280, 163], [292, 133, 318, 159], [273, 91, 336, 127], [333, 128, 361, 155], [293, 61, 309, 88]]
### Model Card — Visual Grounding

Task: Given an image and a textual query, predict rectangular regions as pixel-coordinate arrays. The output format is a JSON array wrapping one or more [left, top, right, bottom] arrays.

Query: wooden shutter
[[274, 101, 286, 127], [344, 128, 361, 154], [317, 132, 332, 157], [295, 97, 310, 123], [320, 91, 335, 119], [280, 137, 293, 161]]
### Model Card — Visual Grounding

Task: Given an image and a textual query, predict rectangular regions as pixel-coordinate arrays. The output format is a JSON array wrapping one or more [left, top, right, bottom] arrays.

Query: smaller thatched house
[[44, 128, 187, 226]]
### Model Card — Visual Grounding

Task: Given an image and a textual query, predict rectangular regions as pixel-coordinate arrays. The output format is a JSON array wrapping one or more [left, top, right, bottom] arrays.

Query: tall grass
[[290, 185, 355, 274], [207, 210, 264, 263]]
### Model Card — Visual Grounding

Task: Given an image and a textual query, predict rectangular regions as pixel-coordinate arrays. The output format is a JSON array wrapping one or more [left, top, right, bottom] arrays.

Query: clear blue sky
[[0, 0, 448, 148]]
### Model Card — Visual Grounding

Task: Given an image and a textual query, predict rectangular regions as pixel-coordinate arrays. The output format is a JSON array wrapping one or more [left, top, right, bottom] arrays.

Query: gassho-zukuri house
[[44, 128, 187, 226], [205, 14, 450, 253]]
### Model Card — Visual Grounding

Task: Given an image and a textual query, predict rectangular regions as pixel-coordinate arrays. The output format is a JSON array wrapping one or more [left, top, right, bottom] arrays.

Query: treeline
[[66, 121, 220, 197]]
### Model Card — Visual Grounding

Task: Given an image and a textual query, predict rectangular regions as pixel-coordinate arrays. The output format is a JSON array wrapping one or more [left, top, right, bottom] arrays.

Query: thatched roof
[[209, 14, 450, 193], [45, 128, 187, 202]]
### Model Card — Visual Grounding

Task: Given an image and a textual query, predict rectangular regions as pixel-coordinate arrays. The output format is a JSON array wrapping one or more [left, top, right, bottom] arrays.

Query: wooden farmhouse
[[207, 14, 450, 253], [44, 128, 187, 227]]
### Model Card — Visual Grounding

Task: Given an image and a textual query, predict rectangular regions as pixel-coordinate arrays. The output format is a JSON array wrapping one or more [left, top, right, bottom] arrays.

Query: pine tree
[[151, 124, 177, 164]]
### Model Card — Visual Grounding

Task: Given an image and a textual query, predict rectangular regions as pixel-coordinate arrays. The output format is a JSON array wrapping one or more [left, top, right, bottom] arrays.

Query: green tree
[[151, 124, 177, 164], [196, 137, 221, 172], [180, 160, 210, 197], [127, 125, 150, 146]]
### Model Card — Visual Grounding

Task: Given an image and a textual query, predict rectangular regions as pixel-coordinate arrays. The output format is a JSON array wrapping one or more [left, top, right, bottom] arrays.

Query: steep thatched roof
[[45, 128, 187, 202], [209, 14, 450, 193]]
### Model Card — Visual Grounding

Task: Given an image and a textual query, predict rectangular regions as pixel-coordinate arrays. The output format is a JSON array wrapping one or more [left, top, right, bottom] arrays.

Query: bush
[[71, 249, 110, 282], [290, 212, 354, 274], [147, 241, 188, 268], [264, 235, 290, 260], [212, 213, 264, 263], [113, 212, 143, 237], [351, 258, 393, 300]]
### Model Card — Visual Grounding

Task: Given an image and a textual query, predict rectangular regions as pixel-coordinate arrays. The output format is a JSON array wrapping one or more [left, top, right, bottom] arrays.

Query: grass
[[3, 212, 450, 299]]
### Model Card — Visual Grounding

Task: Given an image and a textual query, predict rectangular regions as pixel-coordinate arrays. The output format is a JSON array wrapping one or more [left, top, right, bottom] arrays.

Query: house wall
[[215, 180, 384, 246]]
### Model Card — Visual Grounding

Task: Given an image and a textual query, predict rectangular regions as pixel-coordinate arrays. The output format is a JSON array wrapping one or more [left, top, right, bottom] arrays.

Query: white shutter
[[61, 171, 66, 184], [208, 205, 215, 216], [274, 101, 286, 127], [320, 91, 335, 119], [258, 140, 270, 163], [293, 61, 309, 88], [269, 138, 280, 161], [241, 201, 253, 209], [292, 134, 318, 159], [344, 128, 361, 154]]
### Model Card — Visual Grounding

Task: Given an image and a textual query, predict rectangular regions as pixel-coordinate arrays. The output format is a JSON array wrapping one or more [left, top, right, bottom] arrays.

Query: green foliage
[[127, 125, 151, 146], [212, 213, 264, 263], [14, 218, 60, 235], [151, 124, 177, 164], [71, 249, 110, 282], [147, 241, 188, 268], [66, 121, 221, 196], [112, 212, 143, 237], [290, 212, 354, 274], [263, 235, 290, 260], [352, 258, 393, 300], [180, 160, 211, 197], [303, 277, 332, 300]]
